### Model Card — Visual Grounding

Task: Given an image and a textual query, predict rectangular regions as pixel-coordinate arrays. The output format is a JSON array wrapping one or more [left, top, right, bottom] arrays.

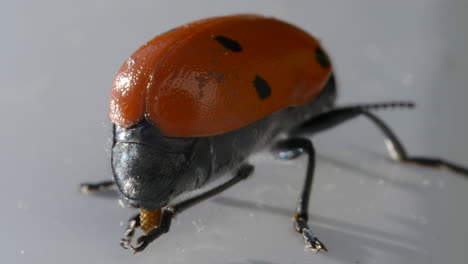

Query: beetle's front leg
[[120, 213, 141, 249], [131, 208, 173, 253], [124, 163, 254, 253]]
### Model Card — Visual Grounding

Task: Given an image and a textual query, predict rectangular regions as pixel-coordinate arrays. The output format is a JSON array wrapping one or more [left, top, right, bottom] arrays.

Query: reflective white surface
[[2, 1, 468, 263]]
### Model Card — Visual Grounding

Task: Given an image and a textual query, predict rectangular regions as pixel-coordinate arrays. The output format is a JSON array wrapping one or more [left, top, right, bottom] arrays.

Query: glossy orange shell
[[109, 14, 332, 137]]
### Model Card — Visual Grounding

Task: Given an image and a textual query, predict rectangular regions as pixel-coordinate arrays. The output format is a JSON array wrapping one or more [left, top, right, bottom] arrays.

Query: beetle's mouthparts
[[140, 208, 162, 233]]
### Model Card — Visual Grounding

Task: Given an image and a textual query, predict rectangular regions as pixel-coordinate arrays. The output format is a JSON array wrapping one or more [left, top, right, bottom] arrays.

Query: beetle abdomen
[[204, 74, 336, 183]]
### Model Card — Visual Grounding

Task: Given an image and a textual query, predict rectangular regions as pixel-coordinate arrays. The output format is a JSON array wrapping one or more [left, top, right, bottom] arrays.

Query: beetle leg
[[172, 164, 254, 213], [290, 104, 468, 177], [360, 111, 468, 176], [80, 180, 116, 193], [120, 213, 141, 249], [129, 164, 254, 253], [131, 208, 173, 253], [398, 157, 468, 176], [272, 138, 327, 252]]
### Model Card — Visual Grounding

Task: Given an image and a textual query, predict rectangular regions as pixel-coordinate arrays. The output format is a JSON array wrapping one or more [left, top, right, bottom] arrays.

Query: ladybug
[[81, 14, 468, 253]]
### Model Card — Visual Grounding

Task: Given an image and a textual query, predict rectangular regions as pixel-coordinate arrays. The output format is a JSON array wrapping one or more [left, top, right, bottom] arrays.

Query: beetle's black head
[[111, 120, 196, 210]]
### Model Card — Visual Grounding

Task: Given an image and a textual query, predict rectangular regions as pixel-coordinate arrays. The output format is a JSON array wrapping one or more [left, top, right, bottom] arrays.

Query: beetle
[[81, 14, 468, 253]]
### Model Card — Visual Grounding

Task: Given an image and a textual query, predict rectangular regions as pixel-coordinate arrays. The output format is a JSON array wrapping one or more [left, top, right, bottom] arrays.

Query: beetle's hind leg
[[80, 180, 116, 193], [290, 102, 468, 177], [362, 111, 468, 176], [272, 138, 327, 252], [128, 164, 255, 253], [398, 157, 468, 176]]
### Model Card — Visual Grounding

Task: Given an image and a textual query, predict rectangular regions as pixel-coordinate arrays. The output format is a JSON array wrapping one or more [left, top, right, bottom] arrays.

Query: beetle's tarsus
[[121, 209, 173, 253], [80, 183, 98, 193], [302, 229, 328, 252], [294, 216, 327, 252], [136, 234, 148, 245], [131, 239, 149, 253], [120, 238, 131, 249], [121, 232, 151, 252], [401, 157, 468, 178], [122, 232, 151, 253], [79, 181, 115, 193], [120, 213, 141, 250]]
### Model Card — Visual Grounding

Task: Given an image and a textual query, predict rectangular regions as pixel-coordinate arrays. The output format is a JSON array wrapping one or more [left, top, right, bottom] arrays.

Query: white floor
[[2, 1, 468, 263]]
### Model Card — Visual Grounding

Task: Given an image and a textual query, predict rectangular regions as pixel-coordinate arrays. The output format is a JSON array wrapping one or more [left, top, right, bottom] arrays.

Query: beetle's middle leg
[[128, 163, 254, 253], [290, 102, 468, 177], [272, 138, 327, 252]]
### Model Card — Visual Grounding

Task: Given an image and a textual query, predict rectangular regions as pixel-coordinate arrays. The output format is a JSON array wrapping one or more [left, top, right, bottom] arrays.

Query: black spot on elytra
[[215, 36, 242, 52], [253, 75, 271, 100], [315, 46, 331, 68]]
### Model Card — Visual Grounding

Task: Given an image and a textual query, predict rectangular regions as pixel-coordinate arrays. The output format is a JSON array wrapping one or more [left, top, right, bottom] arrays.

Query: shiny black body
[[111, 75, 337, 210]]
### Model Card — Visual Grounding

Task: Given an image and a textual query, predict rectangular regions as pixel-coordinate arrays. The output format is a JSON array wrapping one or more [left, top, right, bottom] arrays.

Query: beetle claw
[[121, 233, 150, 253], [120, 238, 131, 249], [136, 234, 147, 245], [121, 232, 151, 253], [131, 239, 149, 254], [302, 229, 328, 252]]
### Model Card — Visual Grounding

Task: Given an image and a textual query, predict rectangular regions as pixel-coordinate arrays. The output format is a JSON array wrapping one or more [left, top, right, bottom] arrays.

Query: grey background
[[2, 0, 468, 263]]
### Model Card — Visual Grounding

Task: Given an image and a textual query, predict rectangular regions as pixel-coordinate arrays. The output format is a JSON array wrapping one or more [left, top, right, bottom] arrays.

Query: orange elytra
[[109, 14, 332, 137]]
